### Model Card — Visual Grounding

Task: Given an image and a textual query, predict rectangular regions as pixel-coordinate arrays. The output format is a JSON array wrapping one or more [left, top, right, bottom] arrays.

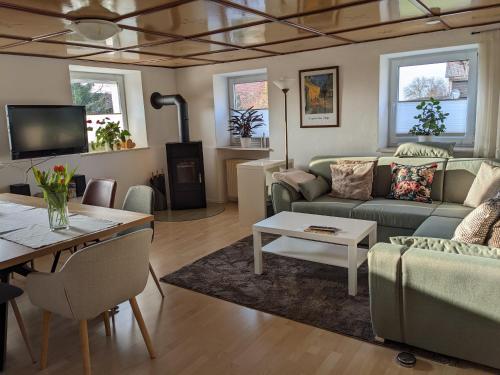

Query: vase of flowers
[[409, 98, 449, 142], [228, 107, 264, 148], [32, 164, 77, 231]]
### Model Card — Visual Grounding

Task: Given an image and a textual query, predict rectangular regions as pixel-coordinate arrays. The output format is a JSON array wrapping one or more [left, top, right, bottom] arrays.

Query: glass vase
[[44, 190, 69, 231]]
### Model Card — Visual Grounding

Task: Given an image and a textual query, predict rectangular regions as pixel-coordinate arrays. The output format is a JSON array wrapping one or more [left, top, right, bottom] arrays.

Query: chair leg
[[129, 297, 156, 359], [10, 300, 36, 363], [40, 311, 51, 369], [148, 263, 165, 298], [102, 312, 111, 337], [79, 320, 91, 375], [51, 252, 61, 273]]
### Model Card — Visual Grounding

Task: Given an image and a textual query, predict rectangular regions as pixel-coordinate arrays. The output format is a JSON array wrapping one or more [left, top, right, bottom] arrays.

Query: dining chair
[[120, 186, 164, 298], [26, 229, 156, 375], [0, 283, 35, 364], [51, 178, 117, 273]]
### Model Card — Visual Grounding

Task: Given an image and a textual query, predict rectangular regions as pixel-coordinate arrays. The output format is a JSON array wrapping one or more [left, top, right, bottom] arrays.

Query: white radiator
[[226, 159, 249, 201]]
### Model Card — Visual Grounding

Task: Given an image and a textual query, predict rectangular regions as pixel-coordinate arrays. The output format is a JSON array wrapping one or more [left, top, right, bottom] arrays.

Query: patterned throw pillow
[[387, 163, 437, 203], [330, 161, 376, 201], [488, 220, 500, 248], [452, 193, 500, 245]]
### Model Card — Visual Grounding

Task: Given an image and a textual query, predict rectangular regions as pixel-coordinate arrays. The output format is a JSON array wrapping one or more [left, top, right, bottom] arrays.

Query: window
[[389, 49, 478, 146], [228, 74, 269, 145], [70, 71, 128, 142]]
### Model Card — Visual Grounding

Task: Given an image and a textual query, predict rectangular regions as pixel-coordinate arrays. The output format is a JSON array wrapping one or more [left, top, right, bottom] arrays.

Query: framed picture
[[299, 66, 340, 128]]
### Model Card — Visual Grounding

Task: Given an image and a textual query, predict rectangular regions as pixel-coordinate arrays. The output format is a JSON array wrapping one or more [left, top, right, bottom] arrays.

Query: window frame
[[70, 71, 129, 130], [388, 49, 478, 147], [227, 74, 269, 146]]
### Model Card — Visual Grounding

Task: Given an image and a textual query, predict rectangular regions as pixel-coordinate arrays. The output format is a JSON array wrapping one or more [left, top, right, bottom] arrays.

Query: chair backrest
[[59, 229, 152, 320], [82, 178, 117, 208], [120, 185, 155, 236]]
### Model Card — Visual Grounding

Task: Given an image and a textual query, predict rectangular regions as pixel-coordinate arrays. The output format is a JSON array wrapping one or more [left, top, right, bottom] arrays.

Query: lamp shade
[[273, 78, 295, 90], [69, 19, 121, 41]]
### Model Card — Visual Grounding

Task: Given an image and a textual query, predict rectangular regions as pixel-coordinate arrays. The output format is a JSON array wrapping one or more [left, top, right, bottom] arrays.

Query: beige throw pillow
[[330, 161, 375, 201], [452, 194, 500, 245], [272, 169, 315, 192], [487, 220, 500, 248], [463, 162, 500, 207]]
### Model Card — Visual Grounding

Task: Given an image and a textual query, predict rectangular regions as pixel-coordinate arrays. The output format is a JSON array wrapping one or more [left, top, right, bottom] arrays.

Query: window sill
[[80, 146, 150, 157], [216, 146, 272, 152]]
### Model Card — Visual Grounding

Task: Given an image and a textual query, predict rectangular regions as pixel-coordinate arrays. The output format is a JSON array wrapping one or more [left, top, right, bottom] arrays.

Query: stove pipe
[[150, 92, 190, 143]]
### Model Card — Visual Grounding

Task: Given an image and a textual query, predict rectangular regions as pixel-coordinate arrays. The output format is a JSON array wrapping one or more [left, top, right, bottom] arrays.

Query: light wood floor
[[4, 204, 492, 374]]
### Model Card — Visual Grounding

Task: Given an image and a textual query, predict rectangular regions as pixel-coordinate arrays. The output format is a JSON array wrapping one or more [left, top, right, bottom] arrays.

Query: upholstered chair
[[26, 229, 155, 375], [120, 185, 164, 298]]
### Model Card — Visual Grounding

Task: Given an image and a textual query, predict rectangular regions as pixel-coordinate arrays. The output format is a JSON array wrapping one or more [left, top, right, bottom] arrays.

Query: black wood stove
[[151, 92, 206, 210]]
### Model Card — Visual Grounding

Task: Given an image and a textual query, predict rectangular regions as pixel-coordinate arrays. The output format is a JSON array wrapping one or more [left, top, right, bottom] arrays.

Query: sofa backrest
[[373, 157, 447, 201], [443, 158, 498, 203]]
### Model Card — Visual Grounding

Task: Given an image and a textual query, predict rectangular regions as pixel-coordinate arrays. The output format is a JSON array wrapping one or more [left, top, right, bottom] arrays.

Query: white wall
[[176, 25, 494, 202], [0, 55, 179, 206]]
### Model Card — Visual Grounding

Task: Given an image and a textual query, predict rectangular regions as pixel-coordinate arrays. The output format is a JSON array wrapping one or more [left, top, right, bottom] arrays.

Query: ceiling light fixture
[[425, 17, 442, 25], [69, 19, 121, 41]]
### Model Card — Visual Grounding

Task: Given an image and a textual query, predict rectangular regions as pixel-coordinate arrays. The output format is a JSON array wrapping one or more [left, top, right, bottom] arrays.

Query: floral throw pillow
[[387, 163, 437, 203]]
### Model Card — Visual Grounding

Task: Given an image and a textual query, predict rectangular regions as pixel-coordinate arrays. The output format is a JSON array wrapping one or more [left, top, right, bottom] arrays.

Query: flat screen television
[[6, 105, 88, 160]]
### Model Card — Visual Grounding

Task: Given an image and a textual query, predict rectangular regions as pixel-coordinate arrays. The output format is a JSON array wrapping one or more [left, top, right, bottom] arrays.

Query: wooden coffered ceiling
[[0, 0, 498, 68]]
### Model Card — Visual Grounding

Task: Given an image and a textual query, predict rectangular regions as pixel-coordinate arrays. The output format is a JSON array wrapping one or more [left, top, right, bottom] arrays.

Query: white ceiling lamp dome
[[69, 19, 121, 41]]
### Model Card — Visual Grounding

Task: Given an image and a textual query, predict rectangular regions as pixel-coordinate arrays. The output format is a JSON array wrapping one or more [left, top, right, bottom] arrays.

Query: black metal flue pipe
[[150, 92, 190, 143]]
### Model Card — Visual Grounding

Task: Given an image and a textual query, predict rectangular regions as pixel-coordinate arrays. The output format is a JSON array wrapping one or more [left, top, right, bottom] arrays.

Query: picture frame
[[299, 66, 340, 128]]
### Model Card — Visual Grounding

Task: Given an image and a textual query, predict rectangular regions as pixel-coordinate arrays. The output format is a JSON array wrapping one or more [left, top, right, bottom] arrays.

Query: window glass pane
[[398, 60, 469, 101], [232, 81, 268, 110]]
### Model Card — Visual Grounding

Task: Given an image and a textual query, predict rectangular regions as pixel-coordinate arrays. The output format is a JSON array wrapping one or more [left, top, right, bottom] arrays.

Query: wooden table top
[[0, 193, 154, 269]]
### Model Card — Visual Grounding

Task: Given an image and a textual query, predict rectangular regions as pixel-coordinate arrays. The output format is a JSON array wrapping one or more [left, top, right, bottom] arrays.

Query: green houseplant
[[87, 118, 132, 151], [409, 97, 449, 142], [228, 107, 264, 148], [32, 164, 77, 230]]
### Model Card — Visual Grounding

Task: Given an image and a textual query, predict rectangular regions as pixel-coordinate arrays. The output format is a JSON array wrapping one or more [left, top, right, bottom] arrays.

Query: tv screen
[[6, 105, 88, 160]]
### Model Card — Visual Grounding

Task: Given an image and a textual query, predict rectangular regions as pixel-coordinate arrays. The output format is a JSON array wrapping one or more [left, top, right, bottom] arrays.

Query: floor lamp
[[273, 78, 295, 170]]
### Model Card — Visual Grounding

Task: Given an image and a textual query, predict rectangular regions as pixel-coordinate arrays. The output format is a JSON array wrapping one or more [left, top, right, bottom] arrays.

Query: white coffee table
[[253, 211, 377, 296]]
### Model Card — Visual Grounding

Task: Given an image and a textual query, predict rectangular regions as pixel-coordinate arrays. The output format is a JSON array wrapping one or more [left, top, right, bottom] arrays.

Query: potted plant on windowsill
[[87, 118, 134, 152], [228, 107, 264, 148], [409, 97, 449, 142]]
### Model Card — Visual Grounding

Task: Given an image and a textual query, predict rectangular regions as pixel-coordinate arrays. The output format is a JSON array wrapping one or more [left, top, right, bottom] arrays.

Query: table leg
[[348, 243, 357, 296], [368, 228, 377, 249], [253, 230, 263, 275], [0, 274, 8, 371]]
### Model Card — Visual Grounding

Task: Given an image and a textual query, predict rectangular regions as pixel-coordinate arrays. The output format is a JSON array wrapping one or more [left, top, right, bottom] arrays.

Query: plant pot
[[104, 143, 113, 152], [240, 137, 252, 148], [417, 135, 433, 143], [43, 190, 69, 231]]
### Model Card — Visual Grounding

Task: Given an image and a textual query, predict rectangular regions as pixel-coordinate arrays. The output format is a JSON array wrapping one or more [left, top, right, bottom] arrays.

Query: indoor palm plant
[[409, 97, 449, 142], [228, 107, 264, 148], [32, 164, 77, 230]]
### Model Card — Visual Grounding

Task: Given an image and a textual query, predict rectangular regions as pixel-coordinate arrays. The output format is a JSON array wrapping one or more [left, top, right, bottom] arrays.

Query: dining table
[[0, 193, 154, 371]]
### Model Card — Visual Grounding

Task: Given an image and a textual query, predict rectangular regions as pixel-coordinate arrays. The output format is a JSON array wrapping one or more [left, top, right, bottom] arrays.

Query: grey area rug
[[161, 234, 487, 370]]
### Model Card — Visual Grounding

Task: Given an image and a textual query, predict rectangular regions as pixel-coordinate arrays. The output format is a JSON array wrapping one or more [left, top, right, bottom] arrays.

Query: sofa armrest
[[368, 243, 407, 342], [271, 182, 302, 213]]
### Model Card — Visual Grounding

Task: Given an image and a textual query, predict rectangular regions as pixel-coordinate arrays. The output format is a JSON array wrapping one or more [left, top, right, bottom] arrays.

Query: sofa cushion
[[292, 195, 363, 218], [373, 157, 446, 202], [298, 176, 330, 202], [390, 236, 500, 259], [413, 216, 463, 239], [443, 158, 498, 203], [352, 198, 439, 230], [394, 142, 455, 158], [330, 161, 376, 201], [308, 156, 378, 182], [431, 202, 474, 219], [463, 162, 500, 207], [387, 162, 437, 203]]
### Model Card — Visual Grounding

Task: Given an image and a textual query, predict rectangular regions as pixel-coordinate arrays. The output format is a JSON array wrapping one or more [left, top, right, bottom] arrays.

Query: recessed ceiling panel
[[0, 41, 106, 57], [202, 22, 315, 47], [131, 40, 232, 57], [78, 51, 160, 63], [440, 7, 500, 27], [141, 57, 212, 67], [420, 0, 500, 14], [0, 0, 179, 19], [119, 0, 266, 37], [0, 7, 68, 38], [44, 28, 174, 49], [335, 19, 446, 41], [223, 0, 372, 17], [259, 36, 345, 53], [195, 49, 273, 61], [286, 0, 426, 34]]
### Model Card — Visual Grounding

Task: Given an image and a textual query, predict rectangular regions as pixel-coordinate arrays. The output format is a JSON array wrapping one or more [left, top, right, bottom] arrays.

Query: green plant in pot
[[228, 107, 264, 148], [409, 97, 449, 142], [87, 118, 132, 152]]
